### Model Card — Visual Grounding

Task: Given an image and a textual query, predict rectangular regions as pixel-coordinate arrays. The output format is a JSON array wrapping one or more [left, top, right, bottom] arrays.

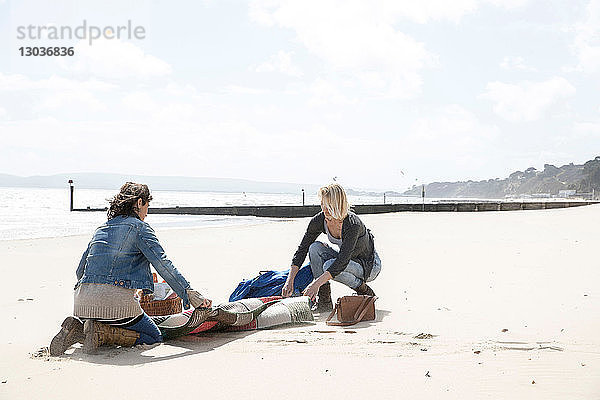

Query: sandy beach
[[1, 205, 599, 399]]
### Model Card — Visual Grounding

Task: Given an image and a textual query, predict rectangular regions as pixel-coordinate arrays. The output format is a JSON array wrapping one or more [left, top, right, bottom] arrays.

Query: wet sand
[[1, 205, 599, 399]]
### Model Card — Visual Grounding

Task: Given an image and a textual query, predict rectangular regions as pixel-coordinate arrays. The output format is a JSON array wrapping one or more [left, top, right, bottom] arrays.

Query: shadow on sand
[[56, 309, 391, 364], [311, 307, 391, 327], [60, 329, 257, 366]]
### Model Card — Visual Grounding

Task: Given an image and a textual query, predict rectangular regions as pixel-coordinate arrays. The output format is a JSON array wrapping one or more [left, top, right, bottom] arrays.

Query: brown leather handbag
[[326, 295, 378, 326]]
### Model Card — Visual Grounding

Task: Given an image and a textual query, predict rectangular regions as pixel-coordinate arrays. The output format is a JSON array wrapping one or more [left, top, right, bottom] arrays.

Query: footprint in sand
[[496, 341, 564, 352], [414, 333, 436, 339]]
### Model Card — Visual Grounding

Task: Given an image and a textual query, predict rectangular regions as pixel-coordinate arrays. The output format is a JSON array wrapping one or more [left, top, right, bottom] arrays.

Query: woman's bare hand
[[302, 280, 320, 301], [187, 289, 212, 309], [282, 276, 295, 297]]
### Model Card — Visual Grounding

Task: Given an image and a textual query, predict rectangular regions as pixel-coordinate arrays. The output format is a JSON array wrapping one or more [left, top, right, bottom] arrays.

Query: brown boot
[[313, 283, 333, 313], [83, 320, 140, 354], [50, 316, 85, 356], [355, 282, 375, 297]]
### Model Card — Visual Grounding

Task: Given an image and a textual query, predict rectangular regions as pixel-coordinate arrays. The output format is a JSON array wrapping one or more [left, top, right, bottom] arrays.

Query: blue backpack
[[229, 265, 313, 302]]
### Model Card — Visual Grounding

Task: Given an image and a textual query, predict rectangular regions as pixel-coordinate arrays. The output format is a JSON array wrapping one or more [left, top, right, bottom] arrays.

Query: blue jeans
[[126, 313, 163, 345], [308, 241, 381, 290]]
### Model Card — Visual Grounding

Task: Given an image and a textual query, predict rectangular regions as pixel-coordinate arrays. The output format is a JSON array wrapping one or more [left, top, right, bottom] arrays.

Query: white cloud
[[407, 105, 499, 158], [58, 39, 172, 80], [121, 92, 159, 113], [220, 85, 269, 95], [573, 120, 600, 137], [486, 0, 530, 9], [390, 0, 529, 23], [0, 72, 116, 92], [572, 0, 600, 73], [255, 50, 303, 77], [251, 0, 529, 26], [481, 77, 576, 122], [249, 1, 531, 99], [307, 79, 356, 106], [0, 107, 8, 120], [119, 88, 214, 123], [155, 103, 199, 121], [225, 105, 503, 186], [0, 72, 116, 116], [377, 1, 479, 24], [500, 56, 537, 72], [165, 82, 199, 97], [40, 90, 107, 112], [250, 0, 437, 99]]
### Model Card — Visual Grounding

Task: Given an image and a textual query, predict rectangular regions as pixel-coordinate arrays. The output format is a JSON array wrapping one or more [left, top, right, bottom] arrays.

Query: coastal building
[[558, 190, 577, 198]]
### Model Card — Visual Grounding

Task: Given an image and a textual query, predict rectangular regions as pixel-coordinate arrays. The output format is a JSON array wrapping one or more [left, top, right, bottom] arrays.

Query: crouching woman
[[282, 183, 382, 312], [50, 182, 211, 355]]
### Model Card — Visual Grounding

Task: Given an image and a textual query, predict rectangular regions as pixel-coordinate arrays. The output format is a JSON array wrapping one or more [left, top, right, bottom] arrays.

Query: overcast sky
[[0, 0, 599, 191]]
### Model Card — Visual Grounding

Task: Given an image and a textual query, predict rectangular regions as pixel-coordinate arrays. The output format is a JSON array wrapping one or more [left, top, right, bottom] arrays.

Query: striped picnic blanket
[[152, 296, 313, 340]]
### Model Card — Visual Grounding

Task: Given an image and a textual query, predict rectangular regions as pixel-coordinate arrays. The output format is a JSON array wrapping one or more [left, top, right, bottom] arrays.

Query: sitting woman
[[282, 183, 381, 312], [50, 182, 211, 355]]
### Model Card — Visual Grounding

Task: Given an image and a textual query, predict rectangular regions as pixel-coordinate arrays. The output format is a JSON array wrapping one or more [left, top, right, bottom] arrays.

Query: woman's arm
[[75, 242, 91, 281], [302, 270, 332, 300], [291, 213, 324, 267], [282, 264, 300, 297], [284, 214, 324, 297], [136, 223, 192, 308]]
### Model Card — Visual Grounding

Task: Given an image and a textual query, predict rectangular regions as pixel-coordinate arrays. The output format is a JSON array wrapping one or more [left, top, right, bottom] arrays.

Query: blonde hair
[[319, 183, 349, 220]]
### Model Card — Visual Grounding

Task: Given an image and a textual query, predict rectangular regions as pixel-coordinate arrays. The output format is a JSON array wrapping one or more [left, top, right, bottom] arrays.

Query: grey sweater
[[74, 283, 143, 319]]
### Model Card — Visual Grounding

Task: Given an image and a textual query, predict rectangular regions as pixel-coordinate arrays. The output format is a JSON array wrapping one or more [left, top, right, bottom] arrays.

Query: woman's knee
[[128, 314, 162, 341], [308, 242, 327, 259], [322, 258, 335, 271], [135, 332, 162, 345], [331, 271, 361, 290], [146, 327, 162, 342], [367, 252, 382, 282]]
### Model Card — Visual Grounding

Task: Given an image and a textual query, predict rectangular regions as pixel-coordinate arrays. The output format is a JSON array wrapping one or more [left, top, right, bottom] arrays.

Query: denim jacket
[[75, 215, 191, 308]]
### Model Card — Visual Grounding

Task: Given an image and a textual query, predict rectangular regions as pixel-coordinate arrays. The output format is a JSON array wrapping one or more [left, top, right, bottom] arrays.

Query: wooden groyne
[[71, 201, 598, 218]]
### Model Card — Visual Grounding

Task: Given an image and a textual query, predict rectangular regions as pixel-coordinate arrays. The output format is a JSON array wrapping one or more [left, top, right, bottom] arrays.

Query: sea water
[[0, 187, 409, 241]]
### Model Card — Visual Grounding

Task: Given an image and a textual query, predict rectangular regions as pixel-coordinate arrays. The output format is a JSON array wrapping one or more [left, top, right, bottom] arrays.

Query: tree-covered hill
[[403, 156, 600, 199]]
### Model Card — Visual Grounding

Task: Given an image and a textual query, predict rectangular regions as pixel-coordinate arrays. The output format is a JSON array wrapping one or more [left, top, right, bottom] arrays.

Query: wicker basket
[[140, 294, 182, 316]]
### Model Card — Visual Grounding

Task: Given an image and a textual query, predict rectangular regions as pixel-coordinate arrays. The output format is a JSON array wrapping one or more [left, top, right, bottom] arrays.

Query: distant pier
[[71, 201, 598, 217], [67, 180, 598, 217]]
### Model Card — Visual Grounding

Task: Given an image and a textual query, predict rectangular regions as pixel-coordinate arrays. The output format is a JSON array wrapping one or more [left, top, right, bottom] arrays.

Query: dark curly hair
[[107, 182, 153, 220]]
